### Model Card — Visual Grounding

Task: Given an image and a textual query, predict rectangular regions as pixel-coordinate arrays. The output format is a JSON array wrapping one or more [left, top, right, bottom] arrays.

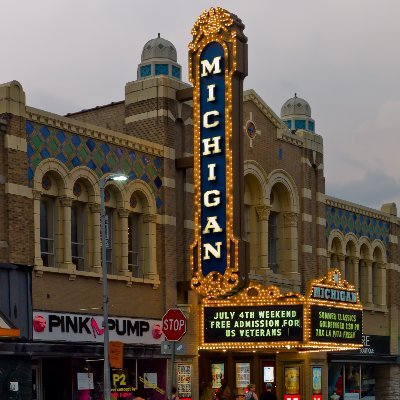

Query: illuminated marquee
[[200, 269, 363, 351], [189, 7, 248, 298]]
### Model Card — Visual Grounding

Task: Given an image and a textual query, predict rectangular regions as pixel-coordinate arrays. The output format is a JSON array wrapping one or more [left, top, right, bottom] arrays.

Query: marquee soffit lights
[[189, 7, 246, 298], [200, 269, 363, 352]]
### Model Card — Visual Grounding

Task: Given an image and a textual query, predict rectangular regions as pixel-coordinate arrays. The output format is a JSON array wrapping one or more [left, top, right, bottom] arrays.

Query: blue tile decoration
[[326, 205, 389, 250], [71, 156, 81, 167], [155, 63, 169, 76], [71, 134, 81, 147], [86, 138, 95, 152], [101, 142, 110, 156], [56, 130, 66, 143], [308, 120, 315, 132], [283, 120, 291, 130], [172, 65, 181, 79], [295, 119, 306, 130], [56, 152, 67, 163], [140, 64, 151, 77], [26, 121, 34, 135], [26, 121, 164, 209], [40, 126, 51, 139]]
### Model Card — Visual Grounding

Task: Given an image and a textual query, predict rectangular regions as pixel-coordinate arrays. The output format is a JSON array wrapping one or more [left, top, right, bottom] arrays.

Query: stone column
[[352, 256, 360, 292], [255, 205, 271, 271], [376, 262, 387, 307], [327, 251, 331, 270], [365, 260, 373, 306], [143, 213, 159, 282], [33, 190, 43, 268], [283, 212, 298, 274], [59, 196, 74, 270], [118, 208, 130, 276], [89, 203, 101, 273], [338, 254, 346, 276]]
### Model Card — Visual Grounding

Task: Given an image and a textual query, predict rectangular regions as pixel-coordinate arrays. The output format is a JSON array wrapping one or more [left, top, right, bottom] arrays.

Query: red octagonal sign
[[162, 308, 187, 341]]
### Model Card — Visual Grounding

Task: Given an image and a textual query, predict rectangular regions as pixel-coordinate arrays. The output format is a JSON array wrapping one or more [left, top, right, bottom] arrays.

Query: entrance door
[[261, 361, 276, 395]]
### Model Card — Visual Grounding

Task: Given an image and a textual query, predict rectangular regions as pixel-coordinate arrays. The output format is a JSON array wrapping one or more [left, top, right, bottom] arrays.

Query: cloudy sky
[[2, 0, 400, 211]]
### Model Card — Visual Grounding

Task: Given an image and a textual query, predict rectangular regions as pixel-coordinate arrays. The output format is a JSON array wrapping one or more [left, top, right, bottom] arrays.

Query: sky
[[2, 0, 400, 211]]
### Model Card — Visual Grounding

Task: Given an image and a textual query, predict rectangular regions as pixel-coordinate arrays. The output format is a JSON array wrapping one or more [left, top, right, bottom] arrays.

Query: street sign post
[[162, 308, 187, 400]]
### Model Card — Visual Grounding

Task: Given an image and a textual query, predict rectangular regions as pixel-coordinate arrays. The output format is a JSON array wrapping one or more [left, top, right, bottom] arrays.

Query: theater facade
[[0, 6, 399, 400]]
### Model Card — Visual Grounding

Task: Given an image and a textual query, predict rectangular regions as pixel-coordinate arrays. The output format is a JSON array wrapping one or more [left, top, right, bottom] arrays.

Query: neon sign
[[189, 7, 248, 298]]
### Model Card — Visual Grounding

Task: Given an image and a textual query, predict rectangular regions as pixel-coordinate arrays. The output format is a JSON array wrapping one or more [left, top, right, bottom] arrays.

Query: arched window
[[128, 212, 141, 277], [39, 171, 63, 268], [268, 181, 298, 276], [124, 183, 159, 282], [70, 178, 93, 271], [71, 202, 86, 270], [345, 239, 357, 286], [40, 196, 56, 267]]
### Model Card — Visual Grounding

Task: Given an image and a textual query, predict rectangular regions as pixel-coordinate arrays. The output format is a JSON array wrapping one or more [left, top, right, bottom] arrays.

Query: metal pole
[[100, 178, 111, 400], [169, 341, 176, 400]]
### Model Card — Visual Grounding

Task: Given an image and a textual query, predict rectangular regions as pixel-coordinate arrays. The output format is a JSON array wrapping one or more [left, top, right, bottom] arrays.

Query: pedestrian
[[171, 386, 179, 400], [244, 384, 258, 400], [260, 383, 277, 400], [217, 379, 231, 400], [201, 381, 216, 400]]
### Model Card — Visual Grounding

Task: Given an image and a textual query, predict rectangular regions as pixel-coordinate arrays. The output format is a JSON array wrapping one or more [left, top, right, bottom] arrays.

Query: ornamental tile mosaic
[[26, 121, 163, 209], [326, 206, 389, 249]]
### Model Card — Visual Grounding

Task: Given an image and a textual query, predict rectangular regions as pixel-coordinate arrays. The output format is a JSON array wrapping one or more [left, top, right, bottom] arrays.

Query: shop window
[[71, 202, 86, 271], [128, 213, 141, 277], [329, 363, 375, 399], [40, 197, 56, 267], [268, 211, 279, 273]]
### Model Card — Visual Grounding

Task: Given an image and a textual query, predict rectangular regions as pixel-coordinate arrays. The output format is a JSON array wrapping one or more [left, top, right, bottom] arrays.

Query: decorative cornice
[[277, 129, 304, 147], [326, 196, 390, 222], [243, 90, 283, 129], [26, 106, 167, 158]]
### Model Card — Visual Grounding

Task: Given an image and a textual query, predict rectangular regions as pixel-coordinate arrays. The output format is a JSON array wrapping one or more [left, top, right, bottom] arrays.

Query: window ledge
[[363, 305, 388, 314], [33, 265, 160, 288]]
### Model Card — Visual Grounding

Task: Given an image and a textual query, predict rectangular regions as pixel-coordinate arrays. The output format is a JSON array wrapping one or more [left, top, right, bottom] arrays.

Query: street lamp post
[[99, 173, 127, 400]]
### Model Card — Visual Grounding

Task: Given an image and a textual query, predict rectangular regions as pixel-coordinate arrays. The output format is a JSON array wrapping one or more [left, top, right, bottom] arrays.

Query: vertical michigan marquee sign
[[189, 7, 248, 297]]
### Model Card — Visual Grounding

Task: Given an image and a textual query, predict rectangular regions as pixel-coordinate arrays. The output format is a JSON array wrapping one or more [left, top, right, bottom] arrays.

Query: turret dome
[[280, 93, 315, 133], [137, 34, 182, 81], [281, 94, 311, 117], [141, 34, 177, 62]]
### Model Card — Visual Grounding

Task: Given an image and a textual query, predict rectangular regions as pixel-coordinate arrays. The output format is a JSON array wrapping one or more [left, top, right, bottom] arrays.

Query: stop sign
[[162, 308, 187, 341]]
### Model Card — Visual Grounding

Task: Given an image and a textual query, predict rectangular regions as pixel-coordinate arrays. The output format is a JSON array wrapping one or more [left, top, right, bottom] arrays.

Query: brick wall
[[66, 102, 125, 132]]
